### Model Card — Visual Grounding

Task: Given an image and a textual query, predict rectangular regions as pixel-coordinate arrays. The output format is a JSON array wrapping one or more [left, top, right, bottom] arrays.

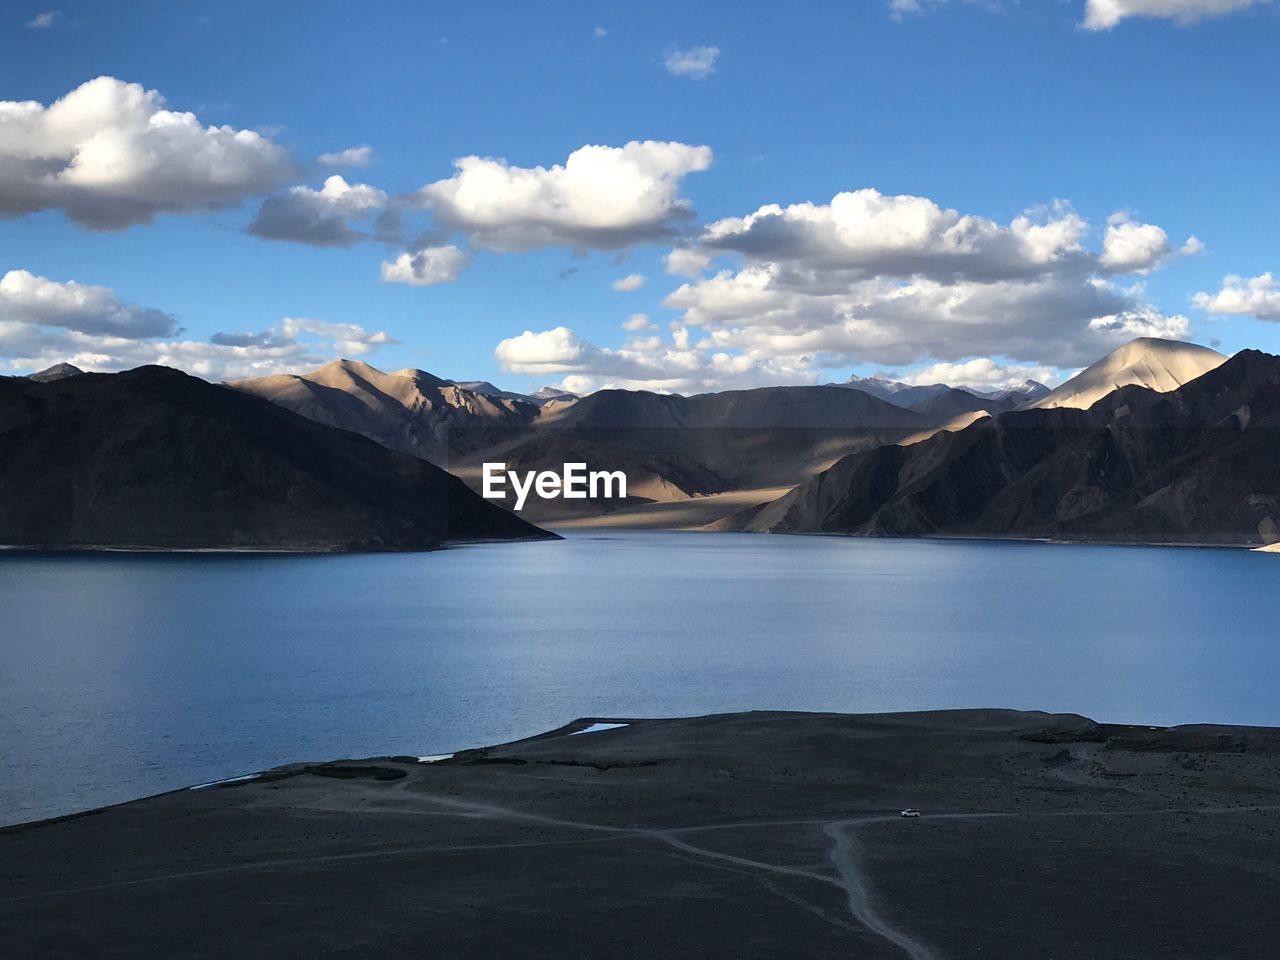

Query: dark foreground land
[[4, 710, 1280, 959]]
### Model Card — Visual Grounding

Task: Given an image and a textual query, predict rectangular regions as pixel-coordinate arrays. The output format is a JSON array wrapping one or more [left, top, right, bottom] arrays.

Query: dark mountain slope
[[539, 384, 924, 430], [909, 387, 1018, 421], [475, 384, 932, 495], [716, 350, 1280, 546], [0, 366, 552, 551]]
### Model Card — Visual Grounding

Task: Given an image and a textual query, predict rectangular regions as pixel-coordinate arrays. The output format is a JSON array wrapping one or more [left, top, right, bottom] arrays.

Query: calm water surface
[[1, 532, 1275, 825]]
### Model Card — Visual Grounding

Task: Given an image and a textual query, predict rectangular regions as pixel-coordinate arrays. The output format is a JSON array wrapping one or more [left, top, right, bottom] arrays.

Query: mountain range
[[4, 336, 1269, 548], [0, 366, 550, 551], [230, 337, 1235, 527], [714, 347, 1277, 546]]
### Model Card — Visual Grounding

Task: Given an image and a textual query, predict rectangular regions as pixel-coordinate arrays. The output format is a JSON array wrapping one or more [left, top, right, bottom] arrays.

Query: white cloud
[[494, 324, 806, 393], [594, 25, 608, 37], [664, 267, 1179, 371], [0, 270, 177, 337], [656, 189, 1197, 379], [1099, 215, 1173, 274], [700, 190, 1092, 282], [665, 247, 712, 277], [380, 245, 471, 286], [0, 269, 398, 380], [487, 190, 1194, 394], [0, 76, 293, 229], [900, 358, 1062, 391], [1193, 272, 1280, 319], [416, 141, 712, 251], [664, 46, 720, 79], [623, 313, 656, 332], [25, 10, 59, 28], [248, 175, 386, 247], [317, 145, 373, 169], [1086, 304, 1191, 339], [612, 272, 646, 292], [276, 317, 398, 357], [888, 0, 1269, 27], [1083, 0, 1266, 29]]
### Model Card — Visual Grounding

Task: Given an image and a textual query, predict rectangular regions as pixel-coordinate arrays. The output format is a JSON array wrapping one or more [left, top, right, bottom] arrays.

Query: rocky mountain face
[[26, 362, 84, 383], [235, 364, 937, 517], [504, 384, 930, 491], [715, 349, 1280, 546], [0, 366, 552, 551], [228, 359, 539, 465]]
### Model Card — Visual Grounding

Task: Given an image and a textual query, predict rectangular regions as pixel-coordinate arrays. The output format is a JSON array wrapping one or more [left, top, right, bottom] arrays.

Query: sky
[[2, 0, 1279, 395]]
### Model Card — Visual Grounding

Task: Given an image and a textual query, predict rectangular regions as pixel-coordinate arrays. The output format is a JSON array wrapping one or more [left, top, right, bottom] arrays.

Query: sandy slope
[[1029, 336, 1226, 410]]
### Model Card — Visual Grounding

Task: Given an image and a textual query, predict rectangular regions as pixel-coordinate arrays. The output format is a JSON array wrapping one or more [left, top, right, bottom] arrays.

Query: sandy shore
[[4, 709, 1280, 958]]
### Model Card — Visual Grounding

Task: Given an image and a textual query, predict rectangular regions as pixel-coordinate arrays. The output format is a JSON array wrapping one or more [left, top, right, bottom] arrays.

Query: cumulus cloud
[[494, 324, 804, 393], [276, 316, 398, 356], [0, 270, 177, 337], [658, 190, 1197, 375], [247, 175, 386, 247], [1097, 214, 1196, 274], [1193, 273, 1280, 319], [900, 358, 1062, 392], [507, 188, 1200, 393], [665, 247, 712, 276], [413, 141, 712, 252], [25, 10, 59, 28], [0, 269, 398, 380], [1083, 0, 1267, 29], [622, 313, 656, 332], [317, 145, 373, 169], [0, 76, 293, 229], [664, 268, 1180, 371], [664, 46, 720, 79], [612, 272, 646, 292], [699, 190, 1092, 282], [380, 245, 471, 286]]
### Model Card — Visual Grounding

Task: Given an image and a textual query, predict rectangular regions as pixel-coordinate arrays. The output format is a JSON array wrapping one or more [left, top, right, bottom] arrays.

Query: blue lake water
[[1, 532, 1276, 826]]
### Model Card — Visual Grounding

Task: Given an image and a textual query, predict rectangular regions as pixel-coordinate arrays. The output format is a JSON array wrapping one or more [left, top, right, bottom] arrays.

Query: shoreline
[[6, 708, 1280, 958], [2, 527, 1271, 555], [552, 525, 1274, 552], [7, 708, 1280, 833], [0, 532, 558, 556]]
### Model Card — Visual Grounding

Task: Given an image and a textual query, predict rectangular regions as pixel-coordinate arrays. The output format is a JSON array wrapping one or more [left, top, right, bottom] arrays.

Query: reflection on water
[[0, 532, 1274, 825]]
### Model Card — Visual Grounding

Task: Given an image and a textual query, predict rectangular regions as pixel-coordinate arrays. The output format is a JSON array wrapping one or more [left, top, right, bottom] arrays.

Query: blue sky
[[2, 0, 1279, 393]]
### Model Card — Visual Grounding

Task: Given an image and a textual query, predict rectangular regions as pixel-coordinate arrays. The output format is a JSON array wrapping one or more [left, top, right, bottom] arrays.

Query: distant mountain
[[446, 380, 577, 406], [996, 379, 1050, 402], [447, 379, 538, 405], [229, 359, 538, 464], [1029, 338, 1226, 410], [909, 387, 1012, 421], [489, 384, 929, 497], [839, 373, 1045, 418], [0, 366, 551, 551], [540, 384, 923, 431], [838, 374, 955, 409], [530, 386, 578, 403], [714, 348, 1280, 546], [27, 363, 83, 383]]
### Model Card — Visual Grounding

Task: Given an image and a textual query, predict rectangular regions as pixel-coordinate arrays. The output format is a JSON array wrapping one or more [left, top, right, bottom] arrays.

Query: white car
[[900, 808, 921, 818]]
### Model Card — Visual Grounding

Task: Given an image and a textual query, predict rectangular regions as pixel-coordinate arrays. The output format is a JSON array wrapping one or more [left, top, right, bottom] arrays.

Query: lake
[[1, 532, 1275, 826]]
